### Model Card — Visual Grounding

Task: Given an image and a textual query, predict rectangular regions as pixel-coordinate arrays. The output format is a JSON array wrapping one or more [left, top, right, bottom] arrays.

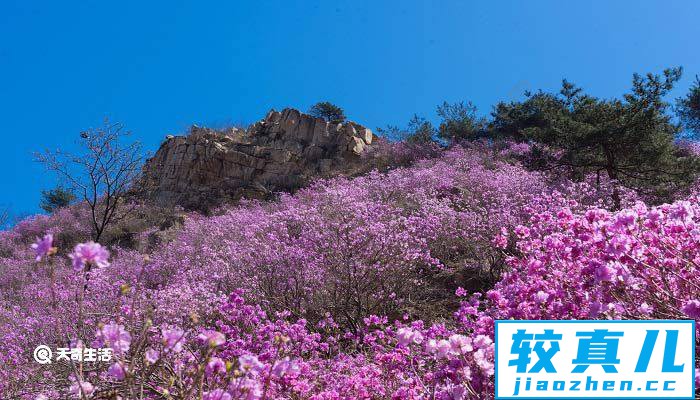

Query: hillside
[[4, 2, 700, 398], [1, 139, 698, 398]]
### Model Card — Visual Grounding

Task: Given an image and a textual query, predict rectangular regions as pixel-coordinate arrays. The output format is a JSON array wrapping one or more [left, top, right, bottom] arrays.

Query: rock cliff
[[140, 108, 375, 210]]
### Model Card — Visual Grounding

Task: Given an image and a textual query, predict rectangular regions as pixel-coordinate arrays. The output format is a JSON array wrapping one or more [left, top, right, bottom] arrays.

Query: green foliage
[[676, 75, 700, 136], [40, 186, 76, 213], [308, 101, 346, 123], [492, 67, 700, 206], [490, 91, 563, 141], [436, 101, 486, 142], [406, 114, 436, 144], [376, 114, 436, 144]]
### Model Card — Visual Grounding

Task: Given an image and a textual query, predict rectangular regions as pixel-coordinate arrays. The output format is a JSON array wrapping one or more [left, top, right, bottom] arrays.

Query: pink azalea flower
[[205, 357, 226, 376], [31, 233, 55, 261], [534, 290, 549, 303], [473, 348, 494, 376], [162, 327, 185, 352], [612, 210, 637, 231], [425, 339, 438, 353], [396, 327, 423, 347], [446, 383, 467, 400], [108, 362, 127, 380], [435, 339, 452, 358], [69, 241, 109, 272], [238, 354, 264, 373], [669, 201, 693, 222], [396, 328, 413, 346], [197, 330, 226, 347], [680, 299, 700, 319], [638, 302, 653, 315], [493, 232, 508, 249], [69, 381, 95, 398], [95, 323, 131, 355], [589, 301, 603, 317], [145, 349, 160, 364], [272, 357, 300, 378], [448, 334, 473, 355], [473, 334, 493, 349], [593, 264, 615, 282]]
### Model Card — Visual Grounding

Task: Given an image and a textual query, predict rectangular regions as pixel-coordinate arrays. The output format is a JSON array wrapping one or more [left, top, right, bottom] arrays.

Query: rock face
[[140, 108, 375, 210]]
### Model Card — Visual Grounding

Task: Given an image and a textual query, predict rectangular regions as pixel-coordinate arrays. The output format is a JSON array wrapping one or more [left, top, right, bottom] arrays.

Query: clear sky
[[1, 0, 699, 217]]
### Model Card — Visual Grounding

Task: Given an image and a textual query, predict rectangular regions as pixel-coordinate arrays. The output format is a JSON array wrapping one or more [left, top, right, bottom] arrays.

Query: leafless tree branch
[[35, 119, 145, 242]]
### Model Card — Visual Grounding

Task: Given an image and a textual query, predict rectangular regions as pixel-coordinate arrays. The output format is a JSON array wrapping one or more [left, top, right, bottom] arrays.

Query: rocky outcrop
[[140, 108, 376, 210]]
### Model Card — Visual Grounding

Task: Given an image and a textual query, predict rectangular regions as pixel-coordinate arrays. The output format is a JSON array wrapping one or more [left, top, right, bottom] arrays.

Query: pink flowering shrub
[[360, 136, 443, 169], [30, 290, 496, 399], [471, 200, 699, 322], [0, 203, 91, 258], [0, 145, 697, 398], [458, 199, 700, 381], [142, 147, 558, 328]]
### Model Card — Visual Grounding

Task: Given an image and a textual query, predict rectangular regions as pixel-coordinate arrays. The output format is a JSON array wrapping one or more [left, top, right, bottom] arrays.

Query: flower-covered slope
[[0, 145, 697, 399]]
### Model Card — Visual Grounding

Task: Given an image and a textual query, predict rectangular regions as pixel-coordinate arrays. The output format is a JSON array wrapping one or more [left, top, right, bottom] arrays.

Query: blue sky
[[1, 0, 699, 216]]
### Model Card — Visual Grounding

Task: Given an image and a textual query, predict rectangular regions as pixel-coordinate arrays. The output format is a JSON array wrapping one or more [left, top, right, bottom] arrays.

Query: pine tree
[[491, 68, 700, 207], [308, 102, 346, 123], [677, 75, 700, 136], [40, 186, 76, 213]]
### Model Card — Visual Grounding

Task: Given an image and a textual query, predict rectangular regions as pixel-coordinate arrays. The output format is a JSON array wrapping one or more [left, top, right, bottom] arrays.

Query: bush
[[437, 101, 486, 142]]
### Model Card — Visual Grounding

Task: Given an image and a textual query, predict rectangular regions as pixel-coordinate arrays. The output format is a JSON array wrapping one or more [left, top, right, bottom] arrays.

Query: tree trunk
[[605, 164, 621, 211], [604, 146, 621, 210]]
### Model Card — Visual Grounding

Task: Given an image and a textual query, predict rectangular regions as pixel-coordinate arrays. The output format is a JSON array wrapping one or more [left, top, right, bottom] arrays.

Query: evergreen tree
[[436, 101, 486, 142], [677, 75, 700, 136], [376, 114, 436, 144], [490, 90, 564, 141], [308, 102, 346, 123], [491, 68, 700, 207], [406, 114, 436, 144], [40, 186, 76, 213]]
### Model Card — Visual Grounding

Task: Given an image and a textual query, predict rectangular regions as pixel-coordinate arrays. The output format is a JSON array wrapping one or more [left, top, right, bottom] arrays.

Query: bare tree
[[36, 119, 144, 242]]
